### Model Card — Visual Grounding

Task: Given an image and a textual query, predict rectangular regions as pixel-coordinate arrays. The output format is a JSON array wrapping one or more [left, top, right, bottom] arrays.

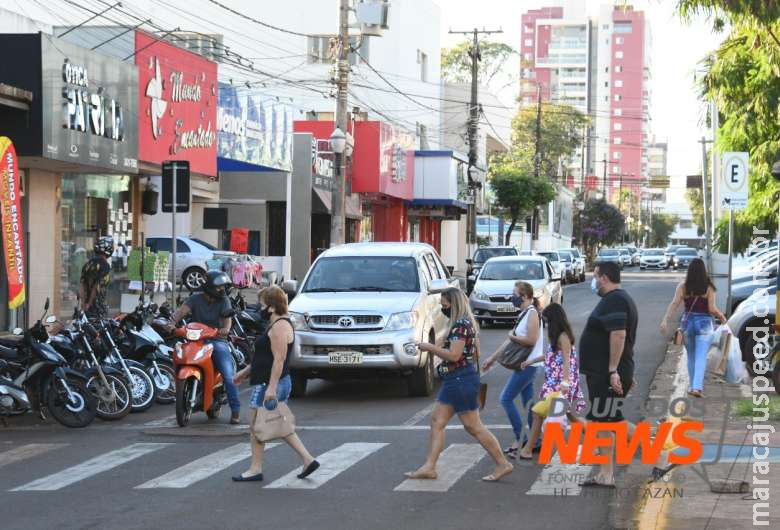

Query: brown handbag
[[252, 402, 296, 442]]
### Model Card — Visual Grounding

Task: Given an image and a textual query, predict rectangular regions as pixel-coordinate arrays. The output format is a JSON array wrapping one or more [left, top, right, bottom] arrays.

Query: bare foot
[[404, 467, 438, 480], [482, 462, 513, 482]]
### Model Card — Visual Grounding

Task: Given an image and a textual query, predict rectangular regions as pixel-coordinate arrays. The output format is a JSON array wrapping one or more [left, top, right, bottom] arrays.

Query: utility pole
[[449, 27, 503, 254], [330, 0, 350, 247], [531, 82, 542, 250], [700, 137, 713, 269]]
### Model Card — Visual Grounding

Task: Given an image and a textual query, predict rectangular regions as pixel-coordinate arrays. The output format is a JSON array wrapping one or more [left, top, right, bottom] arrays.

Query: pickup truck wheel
[[408, 352, 435, 397], [290, 373, 307, 398]]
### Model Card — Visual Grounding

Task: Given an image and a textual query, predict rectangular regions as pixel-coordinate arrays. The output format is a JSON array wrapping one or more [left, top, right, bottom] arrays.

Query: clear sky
[[435, 0, 725, 201]]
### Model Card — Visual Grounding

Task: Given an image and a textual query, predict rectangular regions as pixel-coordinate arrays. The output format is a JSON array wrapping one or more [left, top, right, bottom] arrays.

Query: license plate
[[328, 352, 364, 364], [496, 304, 516, 313]]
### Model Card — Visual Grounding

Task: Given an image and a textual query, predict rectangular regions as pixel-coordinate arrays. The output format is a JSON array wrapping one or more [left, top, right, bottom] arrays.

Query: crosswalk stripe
[[11, 443, 171, 492], [135, 443, 279, 489], [265, 442, 388, 490], [394, 444, 486, 492], [526, 448, 591, 496], [0, 444, 68, 469]]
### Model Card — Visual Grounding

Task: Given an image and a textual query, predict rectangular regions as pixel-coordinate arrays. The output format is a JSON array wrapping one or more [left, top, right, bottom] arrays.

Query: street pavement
[[0, 270, 681, 530]]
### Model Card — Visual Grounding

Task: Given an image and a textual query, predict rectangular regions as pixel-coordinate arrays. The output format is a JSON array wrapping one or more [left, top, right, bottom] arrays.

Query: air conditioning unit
[[356, 1, 390, 37]]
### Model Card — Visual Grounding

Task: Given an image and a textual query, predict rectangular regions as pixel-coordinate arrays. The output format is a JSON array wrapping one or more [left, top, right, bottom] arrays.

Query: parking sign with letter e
[[720, 152, 748, 210]]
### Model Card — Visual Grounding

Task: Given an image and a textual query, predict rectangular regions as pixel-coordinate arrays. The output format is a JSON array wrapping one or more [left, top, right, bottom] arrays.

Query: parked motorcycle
[[0, 299, 96, 428], [172, 317, 235, 427]]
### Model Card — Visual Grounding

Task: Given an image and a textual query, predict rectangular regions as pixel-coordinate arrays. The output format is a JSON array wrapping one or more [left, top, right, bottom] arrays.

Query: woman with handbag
[[481, 281, 544, 460], [517, 303, 585, 460], [660, 258, 726, 398], [231, 286, 320, 482], [407, 287, 513, 482]]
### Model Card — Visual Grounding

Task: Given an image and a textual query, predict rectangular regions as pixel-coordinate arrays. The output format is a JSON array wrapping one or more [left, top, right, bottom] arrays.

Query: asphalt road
[[0, 270, 682, 530]]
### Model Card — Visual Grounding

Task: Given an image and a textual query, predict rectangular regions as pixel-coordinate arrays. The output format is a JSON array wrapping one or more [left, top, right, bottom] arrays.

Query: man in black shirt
[[579, 261, 638, 487], [80, 237, 114, 318]]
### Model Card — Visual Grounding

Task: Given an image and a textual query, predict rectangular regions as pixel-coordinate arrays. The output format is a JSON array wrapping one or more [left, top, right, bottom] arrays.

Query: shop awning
[[407, 198, 469, 219], [312, 187, 331, 214]]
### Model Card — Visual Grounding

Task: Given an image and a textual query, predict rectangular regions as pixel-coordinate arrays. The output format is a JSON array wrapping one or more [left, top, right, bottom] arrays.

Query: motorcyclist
[[80, 236, 114, 319], [170, 270, 241, 424]]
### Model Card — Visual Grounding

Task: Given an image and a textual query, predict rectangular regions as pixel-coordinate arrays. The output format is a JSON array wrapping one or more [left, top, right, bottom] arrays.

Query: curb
[[142, 425, 249, 438]]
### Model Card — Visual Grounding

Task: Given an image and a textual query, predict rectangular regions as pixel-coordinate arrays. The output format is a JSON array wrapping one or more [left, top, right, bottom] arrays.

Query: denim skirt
[[248, 375, 292, 409], [436, 366, 480, 414]]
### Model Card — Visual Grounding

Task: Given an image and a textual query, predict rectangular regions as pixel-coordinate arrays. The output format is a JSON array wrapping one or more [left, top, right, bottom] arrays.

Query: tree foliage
[[441, 40, 517, 85], [685, 188, 706, 237], [677, 0, 780, 252], [580, 199, 625, 250], [650, 214, 680, 248], [489, 158, 556, 245]]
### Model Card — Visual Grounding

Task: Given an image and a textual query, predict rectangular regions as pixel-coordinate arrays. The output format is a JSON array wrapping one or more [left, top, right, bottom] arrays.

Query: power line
[[206, 0, 311, 38]]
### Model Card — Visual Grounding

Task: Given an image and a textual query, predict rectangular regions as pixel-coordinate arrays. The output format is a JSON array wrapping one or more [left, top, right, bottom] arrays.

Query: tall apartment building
[[520, 3, 652, 202]]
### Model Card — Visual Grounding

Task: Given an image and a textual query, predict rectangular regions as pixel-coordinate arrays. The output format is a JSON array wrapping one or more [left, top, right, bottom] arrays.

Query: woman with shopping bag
[[231, 286, 320, 482], [516, 303, 585, 460], [660, 258, 727, 398]]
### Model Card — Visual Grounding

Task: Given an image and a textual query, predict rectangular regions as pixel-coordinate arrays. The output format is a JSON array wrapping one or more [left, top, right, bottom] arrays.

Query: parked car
[[672, 247, 698, 270], [639, 248, 666, 270], [469, 255, 563, 326], [732, 254, 778, 285], [146, 236, 235, 291], [617, 248, 632, 267], [558, 249, 582, 283], [286, 242, 456, 398], [594, 248, 624, 269], [560, 247, 586, 281], [466, 246, 519, 293], [664, 244, 688, 267], [747, 239, 777, 257], [730, 281, 777, 314], [728, 292, 777, 384], [535, 251, 567, 283]]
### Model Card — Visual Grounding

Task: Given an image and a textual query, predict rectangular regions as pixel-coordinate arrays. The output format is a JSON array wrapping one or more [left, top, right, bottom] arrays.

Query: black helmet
[[94, 236, 114, 257], [204, 270, 231, 298]]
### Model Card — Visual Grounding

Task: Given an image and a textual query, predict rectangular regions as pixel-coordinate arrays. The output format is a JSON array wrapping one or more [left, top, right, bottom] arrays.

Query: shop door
[[311, 213, 331, 261], [267, 202, 286, 256]]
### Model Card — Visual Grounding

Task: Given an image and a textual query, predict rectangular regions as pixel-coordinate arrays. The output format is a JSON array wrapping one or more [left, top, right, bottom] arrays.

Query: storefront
[[0, 33, 138, 320]]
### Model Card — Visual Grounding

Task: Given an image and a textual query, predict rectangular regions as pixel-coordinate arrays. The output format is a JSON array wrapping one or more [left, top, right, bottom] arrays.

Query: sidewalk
[[611, 342, 780, 529]]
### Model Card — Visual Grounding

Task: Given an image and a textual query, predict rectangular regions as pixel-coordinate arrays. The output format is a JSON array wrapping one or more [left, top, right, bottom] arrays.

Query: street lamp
[[330, 127, 347, 154], [329, 127, 347, 247]]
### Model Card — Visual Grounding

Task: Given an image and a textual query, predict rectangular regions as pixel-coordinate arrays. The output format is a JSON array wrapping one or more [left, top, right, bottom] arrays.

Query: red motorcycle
[[173, 323, 228, 427]]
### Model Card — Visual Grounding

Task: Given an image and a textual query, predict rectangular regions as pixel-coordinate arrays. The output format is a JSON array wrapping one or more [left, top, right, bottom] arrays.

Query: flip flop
[[503, 447, 518, 459], [516, 453, 534, 461], [579, 478, 616, 488], [297, 460, 320, 479], [232, 472, 263, 482], [648, 464, 678, 483]]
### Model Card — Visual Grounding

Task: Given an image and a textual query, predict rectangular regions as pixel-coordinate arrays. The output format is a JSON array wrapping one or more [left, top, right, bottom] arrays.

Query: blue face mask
[[511, 294, 524, 307], [590, 277, 599, 295]]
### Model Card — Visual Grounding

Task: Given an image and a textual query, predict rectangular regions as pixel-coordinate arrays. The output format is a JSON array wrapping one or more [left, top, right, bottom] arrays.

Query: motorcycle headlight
[[186, 328, 203, 341], [289, 312, 309, 331], [472, 290, 490, 301], [385, 311, 418, 331]]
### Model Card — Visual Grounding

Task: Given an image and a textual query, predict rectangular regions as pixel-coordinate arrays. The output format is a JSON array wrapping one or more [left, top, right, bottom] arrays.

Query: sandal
[[503, 447, 518, 459], [579, 477, 616, 488]]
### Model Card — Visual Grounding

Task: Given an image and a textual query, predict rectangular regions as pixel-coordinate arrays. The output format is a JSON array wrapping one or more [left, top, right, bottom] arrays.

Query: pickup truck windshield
[[303, 257, 420, 293], [474, 248, 517, 263]]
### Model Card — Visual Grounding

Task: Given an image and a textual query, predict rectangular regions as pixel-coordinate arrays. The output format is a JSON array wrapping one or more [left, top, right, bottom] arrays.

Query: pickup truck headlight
[[289, 312, 309, 331], [472, 290, 490, 301], [385, 311, 418, 331]]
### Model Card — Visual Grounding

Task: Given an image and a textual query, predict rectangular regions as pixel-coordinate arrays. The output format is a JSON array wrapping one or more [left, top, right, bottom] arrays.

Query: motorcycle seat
[[0, 336, 23, 347], [0, 344, 21, 360]]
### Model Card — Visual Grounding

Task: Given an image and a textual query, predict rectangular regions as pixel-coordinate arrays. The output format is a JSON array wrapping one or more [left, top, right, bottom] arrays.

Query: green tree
[[677, 0, 780, 252], [650, 214, 679, 248], [488, 159, 556, 245], [685, 188, 706, 237], [580, 199, 625, 255], [441, 40, 517, 85], [510, 103, 589, 181]]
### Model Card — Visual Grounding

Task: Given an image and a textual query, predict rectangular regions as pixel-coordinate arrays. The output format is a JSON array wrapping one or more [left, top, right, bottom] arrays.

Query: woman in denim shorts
[[405, 287, 513, 482], [232, 286, 319, 482]]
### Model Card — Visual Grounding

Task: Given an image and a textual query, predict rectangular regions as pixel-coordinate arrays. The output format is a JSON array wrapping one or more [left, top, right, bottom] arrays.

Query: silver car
[[535, 251, 567, 283], [146, 236, 235, 290], [287, 243, 456, 398], [727, 292, 776, 380], [469, 255, 563, 325], [639, 248, 666, 269]]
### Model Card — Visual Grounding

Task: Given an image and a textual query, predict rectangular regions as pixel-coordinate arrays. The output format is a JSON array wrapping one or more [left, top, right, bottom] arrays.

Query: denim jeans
[[683, 314, 714, 392], [499, 366, 539, 442], [207, 339, 241, 412]]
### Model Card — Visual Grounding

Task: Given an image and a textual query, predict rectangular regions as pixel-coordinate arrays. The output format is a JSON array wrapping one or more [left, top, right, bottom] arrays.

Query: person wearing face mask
[[232, 286, 319, 482], [481, 281, 544, 459], [408, 287, 513, 482]]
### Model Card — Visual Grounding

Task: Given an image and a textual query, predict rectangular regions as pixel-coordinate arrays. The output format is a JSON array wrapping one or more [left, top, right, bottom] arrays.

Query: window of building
[[524, 24, 534, 33], [604, 66, 609, 73], [613, 151, 622, 160], [605, 38, 610, 45], [614, 94, 622, 101], [616, 36, 624, 45], [418, 50, 428, 82], [524, 52, 533, 61], [614, 137, 622, 144], [615, 50, 624, 59], [616, 65, 623, 73], [524, 38, 533, 47], [614, 123, 622, 131], [604, 81, 609, 87], [614, 108, 622, 116], [615, 79, 623, 87], [602, 24, 609, 30], [614, 21, 633, 33]]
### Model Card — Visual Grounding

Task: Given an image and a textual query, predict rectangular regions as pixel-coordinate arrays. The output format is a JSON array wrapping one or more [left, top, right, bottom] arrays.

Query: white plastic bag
[[724, 335, 748, 384]]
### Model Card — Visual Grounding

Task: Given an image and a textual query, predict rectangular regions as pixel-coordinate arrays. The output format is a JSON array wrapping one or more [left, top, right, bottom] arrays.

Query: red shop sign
[[135, 32, 217, 176], [0, 137, 26, 309]]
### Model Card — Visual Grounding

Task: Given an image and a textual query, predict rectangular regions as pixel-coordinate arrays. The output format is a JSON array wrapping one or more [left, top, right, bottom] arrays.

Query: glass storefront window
[[60, 174, 132, 318]]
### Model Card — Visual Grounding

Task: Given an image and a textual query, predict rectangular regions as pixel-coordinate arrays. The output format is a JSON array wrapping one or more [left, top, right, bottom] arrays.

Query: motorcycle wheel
[[175, 377, 196, 427], [127, 366, 155, 413], [88, 374, 132, 421], [773, 360, 780, 396], [46, 376, 97, 428], [206, 389, 223, 419], [149, 363, 176, 405]]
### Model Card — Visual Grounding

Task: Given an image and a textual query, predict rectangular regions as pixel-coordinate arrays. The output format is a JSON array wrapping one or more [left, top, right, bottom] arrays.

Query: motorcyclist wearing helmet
[[80, 236, 114, 318], [170, 270, 241, 424]]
